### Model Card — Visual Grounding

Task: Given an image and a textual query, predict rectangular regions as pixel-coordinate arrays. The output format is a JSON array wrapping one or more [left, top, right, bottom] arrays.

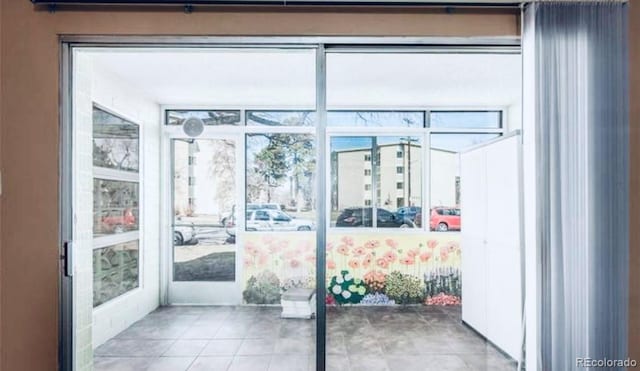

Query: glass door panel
[[170, 137, 240, 304]]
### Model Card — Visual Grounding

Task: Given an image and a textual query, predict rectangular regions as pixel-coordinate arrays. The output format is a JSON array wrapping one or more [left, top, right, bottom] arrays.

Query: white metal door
[[167, 135, 244, 304]]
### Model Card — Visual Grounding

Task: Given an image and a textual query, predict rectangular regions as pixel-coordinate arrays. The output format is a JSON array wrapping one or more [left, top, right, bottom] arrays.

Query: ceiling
[[327, 52, 521, 108], [36, 0, 520, 5], [86, 48, 521, 109]]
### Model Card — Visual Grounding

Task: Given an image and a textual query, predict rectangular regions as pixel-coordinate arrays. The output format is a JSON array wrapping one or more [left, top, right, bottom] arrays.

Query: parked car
[[100, 208, 136, 233], [224, 215, 237, 244], [396, 206, 422, 223], [246, 209, 315, 231], [174, 224, 197, 246], [335, 207, 416, 228], [221, 203, 280, 230], [415, 212, 422, 228], [247, 203, 281, 211], [429, 207, 461, 231], [219, 205, 236, 227]]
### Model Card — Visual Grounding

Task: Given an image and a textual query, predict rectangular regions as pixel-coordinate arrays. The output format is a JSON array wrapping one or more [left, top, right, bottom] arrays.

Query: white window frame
[[160, 106, 507, 237], [91, 103, 143, 309], [326, 107, 507, 234], [160, 105, 317, 301]]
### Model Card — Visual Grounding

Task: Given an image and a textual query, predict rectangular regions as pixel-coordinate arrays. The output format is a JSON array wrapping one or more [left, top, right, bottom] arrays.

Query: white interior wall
[[74, 52, 162, 356], [72, 51, 96, 371], [91, 58, 162, 347]]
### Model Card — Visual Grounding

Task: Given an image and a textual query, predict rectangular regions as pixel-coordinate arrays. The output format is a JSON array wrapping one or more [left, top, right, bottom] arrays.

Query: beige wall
[[630, 1, 640, 363], [0, 2, 637, 370], [0, 1, 637, 370], [0, 3, 518, 370]]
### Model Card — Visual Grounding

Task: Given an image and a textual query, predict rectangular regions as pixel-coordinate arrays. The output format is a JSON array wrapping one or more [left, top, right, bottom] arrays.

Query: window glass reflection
[[327, 111, 424, 128], [430, 111, 502, 129], [93, 179, 139, 236], [172, 139, 237, 282], [247, 111, 315, 126], [246, 134, 316, 231], [429, 133, 500, 232], [93, 107, 139, 172], [93, 240, 139, 307], [166, 110, 241, 126], [331, 136, 422, 228]]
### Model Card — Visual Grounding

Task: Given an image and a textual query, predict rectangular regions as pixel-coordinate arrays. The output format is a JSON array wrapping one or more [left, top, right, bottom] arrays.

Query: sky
[[328, 111, 501, 152]]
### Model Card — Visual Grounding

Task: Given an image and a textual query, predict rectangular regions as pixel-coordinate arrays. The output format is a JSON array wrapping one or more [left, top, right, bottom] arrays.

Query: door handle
[[62, 241, 73, 277]]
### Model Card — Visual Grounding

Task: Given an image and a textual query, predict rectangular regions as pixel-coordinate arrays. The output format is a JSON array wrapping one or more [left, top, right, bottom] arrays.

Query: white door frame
[[161, 130, 246, 305]]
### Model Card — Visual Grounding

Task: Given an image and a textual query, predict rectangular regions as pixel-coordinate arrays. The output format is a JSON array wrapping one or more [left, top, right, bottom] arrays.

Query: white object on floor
[[281, 288, 316, 319]]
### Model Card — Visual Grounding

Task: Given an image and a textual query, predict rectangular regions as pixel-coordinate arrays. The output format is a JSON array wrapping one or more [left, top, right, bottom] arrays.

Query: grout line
[[184, 354, 199, 371]]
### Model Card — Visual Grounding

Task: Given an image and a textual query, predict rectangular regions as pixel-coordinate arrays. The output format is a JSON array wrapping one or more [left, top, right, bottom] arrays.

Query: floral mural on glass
[[242, 232, 316, 304], [93, 240, 139, 307], [242, 232, 461, 306], [326, 234, 461, 306]]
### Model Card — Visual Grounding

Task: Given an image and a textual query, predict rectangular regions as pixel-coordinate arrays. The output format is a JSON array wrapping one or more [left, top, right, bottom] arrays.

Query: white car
[[174, 225, 196, 246], [246, 209, 314, 231], [246, 203, 282, 211]]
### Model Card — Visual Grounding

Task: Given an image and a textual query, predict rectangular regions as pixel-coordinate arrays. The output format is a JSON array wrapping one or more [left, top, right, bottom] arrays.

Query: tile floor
[[94, 305, 516, 371]]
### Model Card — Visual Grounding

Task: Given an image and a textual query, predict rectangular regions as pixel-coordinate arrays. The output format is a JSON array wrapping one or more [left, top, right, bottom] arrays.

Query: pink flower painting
[[353, 246, 366, 256], [406, 248, 419, 258], [258, 253, 269, 266], [362, 254, 373, 268], [364, 240, 380, 249], [419, 252, 432, 262], [400, 257, 415, 265], [348, 259, 361, 269], [327, 259, 336, 270], [341, 236, 355, 246], [376, 258, 390, 269], [383, 251, 397, 263], [337, 244, 350, 255], [385, 238, 399, 249]]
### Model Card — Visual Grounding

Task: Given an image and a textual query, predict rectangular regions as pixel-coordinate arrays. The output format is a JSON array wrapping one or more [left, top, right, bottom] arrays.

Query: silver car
[[246, 209, 314, 231]]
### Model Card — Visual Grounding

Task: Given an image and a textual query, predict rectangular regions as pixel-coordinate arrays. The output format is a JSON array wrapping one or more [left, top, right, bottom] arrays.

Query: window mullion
[[371, 136, 378, 228], [93, 167, 139, 183]]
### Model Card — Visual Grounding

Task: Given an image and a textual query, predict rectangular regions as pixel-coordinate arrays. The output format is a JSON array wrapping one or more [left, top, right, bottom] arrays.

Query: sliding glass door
[[63, 41, 522, 371]]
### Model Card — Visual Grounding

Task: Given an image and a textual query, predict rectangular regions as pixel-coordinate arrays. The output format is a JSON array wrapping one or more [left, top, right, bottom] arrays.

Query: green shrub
[[384, 271, 425, 304], [243, 270, 281, 304], [328, 270, 367, 305]]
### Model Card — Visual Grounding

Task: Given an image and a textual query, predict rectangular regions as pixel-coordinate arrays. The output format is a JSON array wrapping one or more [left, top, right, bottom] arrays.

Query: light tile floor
[[94, 305, 516, 371]]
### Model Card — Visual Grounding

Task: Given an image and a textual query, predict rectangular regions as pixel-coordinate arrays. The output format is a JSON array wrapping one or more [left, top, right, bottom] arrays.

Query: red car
[[429, 207, 461, 231], [100, 208, 136, 233]]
